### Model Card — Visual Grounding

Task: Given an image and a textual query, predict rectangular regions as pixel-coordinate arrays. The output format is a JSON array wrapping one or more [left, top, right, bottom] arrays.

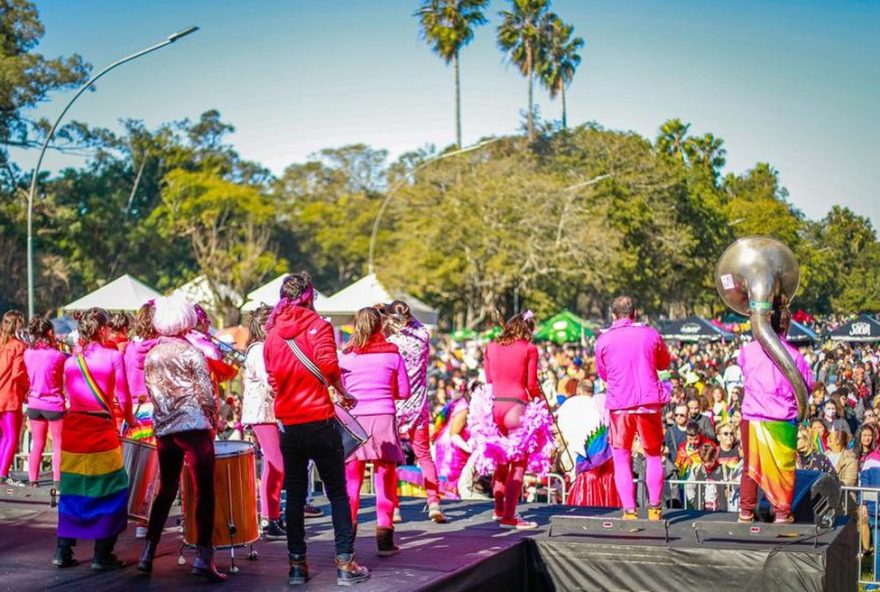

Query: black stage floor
[[0, 485, 858, 592]]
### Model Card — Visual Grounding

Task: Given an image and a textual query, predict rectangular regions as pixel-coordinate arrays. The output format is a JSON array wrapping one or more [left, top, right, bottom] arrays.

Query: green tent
[[450, 328, 477, 342], [481, 326, 503, 340], [534, 310, 596, 344]]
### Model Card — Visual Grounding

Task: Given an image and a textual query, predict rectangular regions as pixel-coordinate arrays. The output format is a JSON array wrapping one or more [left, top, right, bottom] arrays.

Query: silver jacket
[[241, 342, 275, 424], [145, 337, 218, 438]]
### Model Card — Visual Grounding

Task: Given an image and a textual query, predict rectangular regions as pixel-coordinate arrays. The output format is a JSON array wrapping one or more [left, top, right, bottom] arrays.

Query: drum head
[[214, 440, 255, 457]]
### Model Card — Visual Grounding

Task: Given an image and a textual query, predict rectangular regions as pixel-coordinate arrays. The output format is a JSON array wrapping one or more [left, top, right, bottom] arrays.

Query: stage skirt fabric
[[58, 412, 128, 540], [566, 460, 621, 507]]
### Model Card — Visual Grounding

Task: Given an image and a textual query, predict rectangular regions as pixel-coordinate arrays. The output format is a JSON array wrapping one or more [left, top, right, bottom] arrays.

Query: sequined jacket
[[145, 336, 219, 438], [388, 320, 430, 433]]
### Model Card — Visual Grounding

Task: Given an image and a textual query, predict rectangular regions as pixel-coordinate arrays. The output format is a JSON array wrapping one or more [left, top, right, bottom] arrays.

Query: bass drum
[[181, 440, 259, 549], [121, 438, 160, 521]]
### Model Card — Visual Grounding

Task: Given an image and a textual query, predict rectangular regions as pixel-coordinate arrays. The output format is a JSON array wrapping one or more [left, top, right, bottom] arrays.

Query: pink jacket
[[24, 345, 68, 412], [124, 338, 159, 397], [339, 346, 411, 417], [738, 340, 814, 422], [595, 318, 671, 411], [64, 342, 132, 419]]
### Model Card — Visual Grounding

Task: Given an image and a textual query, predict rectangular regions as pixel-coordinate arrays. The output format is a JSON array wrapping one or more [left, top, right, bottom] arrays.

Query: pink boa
[[467, 384, 556, 477]]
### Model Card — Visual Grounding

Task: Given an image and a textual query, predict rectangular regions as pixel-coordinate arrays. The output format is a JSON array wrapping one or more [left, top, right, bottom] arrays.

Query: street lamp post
[[367, 138, 501, 275], [25, 26, 199, 318]]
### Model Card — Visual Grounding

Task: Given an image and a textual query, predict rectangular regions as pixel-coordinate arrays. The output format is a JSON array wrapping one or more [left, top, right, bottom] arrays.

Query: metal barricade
[[841, 485, 880, 588]]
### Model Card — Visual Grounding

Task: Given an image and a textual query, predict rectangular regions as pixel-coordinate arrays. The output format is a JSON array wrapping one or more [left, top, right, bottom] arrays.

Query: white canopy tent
[[240, 273, 327, 312], [317, 273, 439, 326], [174, 274, 242, 317], [64, 274, 161, 311]]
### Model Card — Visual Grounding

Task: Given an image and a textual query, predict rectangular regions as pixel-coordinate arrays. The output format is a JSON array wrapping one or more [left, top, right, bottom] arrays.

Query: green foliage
[[416, 0, 488, 64]]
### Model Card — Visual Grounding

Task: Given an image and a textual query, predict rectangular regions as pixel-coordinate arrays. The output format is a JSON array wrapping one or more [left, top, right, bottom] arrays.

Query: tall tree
[[415, 0, 489, 148], [0, 0, 90, 184], [685, 132, 726, 182], [655, 118, 691, 163], [498, 0, 551, 141], [538, 15, 584, 129]]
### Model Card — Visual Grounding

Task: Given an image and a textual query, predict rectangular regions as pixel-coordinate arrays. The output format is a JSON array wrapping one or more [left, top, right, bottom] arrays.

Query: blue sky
[[13, 0, 880, 228]]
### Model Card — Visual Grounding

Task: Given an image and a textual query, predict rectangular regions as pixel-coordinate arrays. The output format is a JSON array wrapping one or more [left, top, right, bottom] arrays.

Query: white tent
[[64, 274, 161, 311], [240, 273, 327, 312], [174, 274, 242, 317], [317, 273, 439, 326]]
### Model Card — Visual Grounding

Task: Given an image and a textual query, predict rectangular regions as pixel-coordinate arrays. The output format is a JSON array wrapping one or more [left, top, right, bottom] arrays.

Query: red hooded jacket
[[264, 305, 340, 425]]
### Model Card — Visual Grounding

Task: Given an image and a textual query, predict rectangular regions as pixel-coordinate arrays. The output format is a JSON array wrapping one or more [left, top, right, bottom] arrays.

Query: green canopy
[[450, 328, 477, 342], [534, 310, 596, 344], [481, 326, 503, 340]]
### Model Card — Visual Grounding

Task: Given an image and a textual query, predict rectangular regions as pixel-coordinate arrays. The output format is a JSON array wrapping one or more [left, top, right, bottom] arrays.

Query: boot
[[261, 517, 286, 540], [91, 537, 124, 571], [288, 553, 310, 585], [137, 539, 158, 574], [335, 553, 370, 586], [52, 545, 78, 568], [191, 545, 227, 582], [375, 527, 400, 557]]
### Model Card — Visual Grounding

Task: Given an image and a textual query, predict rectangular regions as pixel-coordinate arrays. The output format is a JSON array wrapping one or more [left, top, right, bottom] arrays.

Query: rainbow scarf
[[747, 419, 798, 513], [58, 412, 129, 540], [123, 400, 155, 443]]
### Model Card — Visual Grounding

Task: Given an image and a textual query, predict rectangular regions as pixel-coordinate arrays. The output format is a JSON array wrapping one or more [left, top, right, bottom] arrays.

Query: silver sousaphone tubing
[[715, 236, 808, 422]]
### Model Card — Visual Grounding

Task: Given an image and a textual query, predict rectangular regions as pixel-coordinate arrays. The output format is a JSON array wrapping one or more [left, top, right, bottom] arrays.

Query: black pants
[[280, 419, 353, 556], [57, 534, 117, 560], [146, 429, 216, 547]]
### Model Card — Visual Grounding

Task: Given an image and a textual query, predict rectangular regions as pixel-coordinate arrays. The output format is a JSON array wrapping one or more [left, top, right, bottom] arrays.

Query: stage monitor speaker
[[758, 469, 842, 527]]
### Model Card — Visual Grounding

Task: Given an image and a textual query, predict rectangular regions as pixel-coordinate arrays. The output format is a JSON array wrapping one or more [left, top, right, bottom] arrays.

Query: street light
[[25, 26, 199, 318], [367, 137, 502, 274]]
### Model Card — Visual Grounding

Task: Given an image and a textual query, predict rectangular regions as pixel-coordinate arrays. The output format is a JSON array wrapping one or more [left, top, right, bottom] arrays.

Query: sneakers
[[376, 527, 400, 557], [2, 477, 25, 487], [392, 507, 403, 523], [303, 504, 323, 518], [773, 513, 795, 525], [261, 518, 287, 539], [647, 505, 663, 521], [135, 526, 148, 539], [738, 510, 755, 524], [427, 503, 448, 524], [491, 512, 502, 521], [335, 553, 370, 586], [622, 509, 639, 520], [288, 554, 309, 585], [499, 516, 538, 530]]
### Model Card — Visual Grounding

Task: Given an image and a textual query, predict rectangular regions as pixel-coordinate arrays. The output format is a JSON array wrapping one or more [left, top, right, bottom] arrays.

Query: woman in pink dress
[[24, 316, 68, 487], [341, 307, 411, 556], [432, 385, 472, 498]]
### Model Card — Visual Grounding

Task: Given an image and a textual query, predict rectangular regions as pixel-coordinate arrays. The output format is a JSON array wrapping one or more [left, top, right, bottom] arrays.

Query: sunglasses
[[719, 432, 733, 436], [674, 413, 687, 417]]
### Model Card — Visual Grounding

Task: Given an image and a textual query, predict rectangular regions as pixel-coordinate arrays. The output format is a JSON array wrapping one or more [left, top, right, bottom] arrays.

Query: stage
[[0, 486, 857, 591]]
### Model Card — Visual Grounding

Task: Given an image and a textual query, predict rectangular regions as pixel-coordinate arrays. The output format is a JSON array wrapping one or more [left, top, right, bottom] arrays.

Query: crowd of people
[[2, 283, 880, 585]]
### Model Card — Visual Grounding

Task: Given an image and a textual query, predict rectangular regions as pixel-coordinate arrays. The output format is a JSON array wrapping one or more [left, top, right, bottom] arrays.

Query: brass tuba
[[714, 236, 808, 422]]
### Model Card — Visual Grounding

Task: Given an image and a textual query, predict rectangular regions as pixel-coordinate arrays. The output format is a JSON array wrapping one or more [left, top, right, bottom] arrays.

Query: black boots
[[288, 553, 310, 585], [191, 545, 227, 582], [335, 553, 370, 586], [91, 537, 124, 571], [52, 545, 78, 568], [376, 527, 399, 557], [137, 539, 158, 574]]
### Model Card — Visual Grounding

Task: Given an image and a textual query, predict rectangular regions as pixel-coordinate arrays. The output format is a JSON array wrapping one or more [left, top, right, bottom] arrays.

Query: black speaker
[[757, 469, 842, 527]]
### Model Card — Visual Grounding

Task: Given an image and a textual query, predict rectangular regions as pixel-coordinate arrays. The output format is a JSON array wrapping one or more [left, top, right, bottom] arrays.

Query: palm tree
[[656, 118, 691, 163], [539, 15, 584, 130], [497, 0, 551, 141], [685, 132, 727, 179], [416, 0, 489, 149]]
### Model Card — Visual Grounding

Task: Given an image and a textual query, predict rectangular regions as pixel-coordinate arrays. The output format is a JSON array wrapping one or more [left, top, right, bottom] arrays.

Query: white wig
[[152, 294, 198, 337]]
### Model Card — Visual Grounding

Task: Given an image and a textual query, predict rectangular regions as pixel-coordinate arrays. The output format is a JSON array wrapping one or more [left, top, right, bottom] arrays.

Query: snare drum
[[181, 440, 259, 549], [122, 438, 160, 521]]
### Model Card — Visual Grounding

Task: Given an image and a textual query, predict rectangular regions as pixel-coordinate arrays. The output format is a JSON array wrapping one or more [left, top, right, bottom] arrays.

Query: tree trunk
[[561, 85, 567, 130], [526, 41, 534, 141], [454, 51, 462, 149]]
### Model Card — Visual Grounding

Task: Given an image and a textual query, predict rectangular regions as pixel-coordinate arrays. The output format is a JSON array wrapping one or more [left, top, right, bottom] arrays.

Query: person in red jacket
[[0, 310, 28, 486], [263, 272, 369, 587]]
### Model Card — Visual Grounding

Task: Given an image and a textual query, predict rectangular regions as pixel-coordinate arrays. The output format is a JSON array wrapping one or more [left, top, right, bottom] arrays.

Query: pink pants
[[28, 418, 63, 482], [401, 421, 440, 505], [253, 423, 284, 520], [0, 410, 23, 478], [346, 460, 398, 529]]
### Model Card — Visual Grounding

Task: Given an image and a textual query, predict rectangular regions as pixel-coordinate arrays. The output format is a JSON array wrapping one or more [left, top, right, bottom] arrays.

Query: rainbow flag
[[123, 401, 155, 443], [747, 419, 798, 513], [58, 413, 129, 540]]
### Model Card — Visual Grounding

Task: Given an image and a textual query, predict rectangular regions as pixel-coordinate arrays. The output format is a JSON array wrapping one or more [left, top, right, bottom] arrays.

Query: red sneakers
[[499, 516, 538, 530]]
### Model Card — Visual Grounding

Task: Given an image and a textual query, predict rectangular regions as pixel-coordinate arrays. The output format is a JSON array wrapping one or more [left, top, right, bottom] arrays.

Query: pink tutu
[[348, 414, 404, 463], [467, 384, 555, 477]]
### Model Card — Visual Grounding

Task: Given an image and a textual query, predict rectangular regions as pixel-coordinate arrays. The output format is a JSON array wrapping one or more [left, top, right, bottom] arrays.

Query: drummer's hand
[[339, 392, 358, 410]]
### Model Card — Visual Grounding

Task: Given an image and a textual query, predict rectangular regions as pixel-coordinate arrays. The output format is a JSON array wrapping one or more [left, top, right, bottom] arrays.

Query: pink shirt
[[339, 350, 411, 416], [595, 318, 671, 411], [24, 345, 67, 412], [484, 340, 540, 402], [124, 338, 159, 397], [64, 342, 132, 419], [738, 339, 814, 422]]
